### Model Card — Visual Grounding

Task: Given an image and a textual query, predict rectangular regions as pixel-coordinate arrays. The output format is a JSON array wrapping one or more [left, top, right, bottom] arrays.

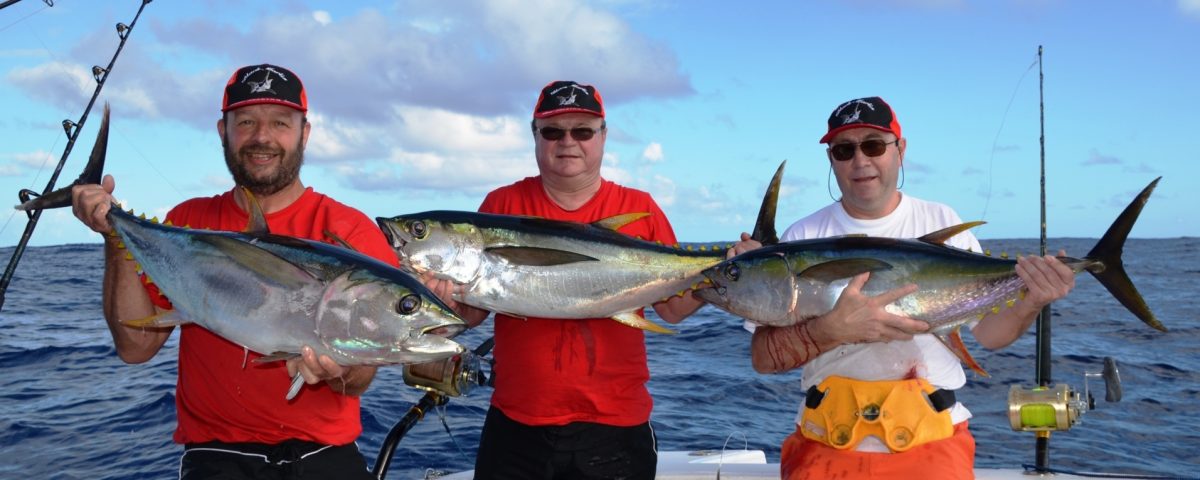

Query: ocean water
[[1, 238, 1197, 479]]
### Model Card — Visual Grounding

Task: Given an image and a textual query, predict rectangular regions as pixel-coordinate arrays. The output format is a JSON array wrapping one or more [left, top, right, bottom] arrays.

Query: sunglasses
[[534, 126, 604, 142], [828, 139, 899, 161]]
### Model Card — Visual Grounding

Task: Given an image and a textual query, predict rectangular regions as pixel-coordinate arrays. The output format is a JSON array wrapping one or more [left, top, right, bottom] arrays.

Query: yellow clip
[[1006, 299, 1015, 308], [991, 306, 1001, 314], [1000, 252, 1009, 259], [164, 220, 173, 226], [150, 216, 160, 224], [984, 249, 991, 256]]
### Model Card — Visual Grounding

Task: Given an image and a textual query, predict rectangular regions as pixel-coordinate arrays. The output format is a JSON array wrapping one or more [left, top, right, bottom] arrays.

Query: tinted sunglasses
[[534, 126, 604, 141], [828, 139, 899, 161]]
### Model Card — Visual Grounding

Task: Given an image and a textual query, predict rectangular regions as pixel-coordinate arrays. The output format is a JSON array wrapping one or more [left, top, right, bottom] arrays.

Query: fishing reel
[[1007, 357, 1122, 432], [402, 338, 493, 397]]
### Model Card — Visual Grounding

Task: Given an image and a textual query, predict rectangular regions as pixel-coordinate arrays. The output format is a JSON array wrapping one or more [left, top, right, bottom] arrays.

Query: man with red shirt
[[69, 64, 392, 479], [421, 80, 707, 479]]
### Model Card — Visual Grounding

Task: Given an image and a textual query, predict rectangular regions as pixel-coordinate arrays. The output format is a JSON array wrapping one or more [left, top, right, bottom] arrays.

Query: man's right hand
[[810, 272, 927, 346], [72, 174, 117, 235]]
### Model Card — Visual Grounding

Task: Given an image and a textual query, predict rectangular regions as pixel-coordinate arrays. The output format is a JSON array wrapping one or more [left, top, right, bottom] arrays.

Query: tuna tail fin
[[1082, 177, 1166, 332], [750, 160, 785, 245], [933, 325, 990, 378], [15, 103, 110, 211]]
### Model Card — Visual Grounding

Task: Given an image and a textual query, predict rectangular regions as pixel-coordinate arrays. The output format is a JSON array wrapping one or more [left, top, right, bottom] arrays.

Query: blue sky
[[2, 0, 1197, 248]]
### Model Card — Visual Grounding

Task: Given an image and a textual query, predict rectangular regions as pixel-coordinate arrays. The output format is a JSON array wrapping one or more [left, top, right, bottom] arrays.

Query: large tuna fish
[[694, 179, 1165, 376], [17, 106, 467, 372], [376, 163, 786, 334]]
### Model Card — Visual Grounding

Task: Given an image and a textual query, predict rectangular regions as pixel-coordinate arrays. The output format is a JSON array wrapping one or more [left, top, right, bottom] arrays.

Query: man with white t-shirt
[[733, 96, 1077, 480]]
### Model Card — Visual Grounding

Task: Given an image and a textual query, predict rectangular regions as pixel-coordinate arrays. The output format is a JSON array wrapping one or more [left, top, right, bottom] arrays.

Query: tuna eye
[[723, 263, 740, 281], [396, 294, 421, 315], [408, 221, 428, 240]]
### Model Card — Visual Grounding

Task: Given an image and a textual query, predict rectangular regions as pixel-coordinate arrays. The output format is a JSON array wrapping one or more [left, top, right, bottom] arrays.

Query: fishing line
[[979, 53, 1038, 222], [0, 0, 51, 34], [0, 0, 153, 312], [434, 402, 473, 464]]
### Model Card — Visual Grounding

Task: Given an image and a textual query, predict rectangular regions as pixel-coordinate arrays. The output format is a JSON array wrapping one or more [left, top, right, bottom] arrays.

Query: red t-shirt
[[145, 187, 398, 445], [478, 176, 678, 427]]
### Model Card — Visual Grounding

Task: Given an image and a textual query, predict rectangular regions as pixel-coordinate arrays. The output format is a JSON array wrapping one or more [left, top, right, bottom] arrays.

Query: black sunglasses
[[828, 139, 898, 161], [534, 126, 604, 142]]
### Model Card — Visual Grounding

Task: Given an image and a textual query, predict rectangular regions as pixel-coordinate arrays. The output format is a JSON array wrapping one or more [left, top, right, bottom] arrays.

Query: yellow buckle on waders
[[799, 376, 955, 452]]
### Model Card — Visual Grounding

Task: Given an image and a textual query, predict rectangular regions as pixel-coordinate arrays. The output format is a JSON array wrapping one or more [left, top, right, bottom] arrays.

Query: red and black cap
[[222, 64, 307, 113], [819, 96, 900, 143], [533, 80, 604, 118]]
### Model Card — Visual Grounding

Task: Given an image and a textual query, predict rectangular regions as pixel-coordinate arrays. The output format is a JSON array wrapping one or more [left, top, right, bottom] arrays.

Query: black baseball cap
[[222, 63, 307, 113], [820, 96, 900, 143], [533, 80, 604, 118]]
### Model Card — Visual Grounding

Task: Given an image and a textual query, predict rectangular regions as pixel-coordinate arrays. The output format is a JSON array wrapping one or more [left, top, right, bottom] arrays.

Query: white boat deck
[[428, 450, 1157, 480]]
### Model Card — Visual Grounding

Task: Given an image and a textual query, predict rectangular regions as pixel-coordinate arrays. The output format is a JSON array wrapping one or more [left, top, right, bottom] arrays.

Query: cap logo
[[240, 66, 291, 95], [551, 83, 590, 107], [834, 98, 876, 126]]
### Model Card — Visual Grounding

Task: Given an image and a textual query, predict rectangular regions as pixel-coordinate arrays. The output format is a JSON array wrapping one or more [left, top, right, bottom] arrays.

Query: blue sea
[[1, 238, 1197, 479]]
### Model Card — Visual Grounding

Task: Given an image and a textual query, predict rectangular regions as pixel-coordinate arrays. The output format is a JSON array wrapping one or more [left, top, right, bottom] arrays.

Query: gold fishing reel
[[1007, 357, 1122, 432], [402, 350, 489, 397]]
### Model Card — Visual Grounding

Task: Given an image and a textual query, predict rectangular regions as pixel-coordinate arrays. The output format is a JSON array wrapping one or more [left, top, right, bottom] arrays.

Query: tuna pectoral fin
[[796, 258, 893, 283], [122, 310, 191, 328], [486, 246, 598, 266], [196, 235, 318, 289], [612, 312, 676, 335], [918, 221, 986, 246], [933, 326, 990, 378], [593, 212, 650, 231]]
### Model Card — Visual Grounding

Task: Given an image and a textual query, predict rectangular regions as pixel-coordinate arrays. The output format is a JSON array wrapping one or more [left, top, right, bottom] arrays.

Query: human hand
[[1015, 250, 1075, 311], [287, 345, 348, 386], [726, 232, 762, 259], [812, 272, 926, 345], [71, 174, 117, 235]]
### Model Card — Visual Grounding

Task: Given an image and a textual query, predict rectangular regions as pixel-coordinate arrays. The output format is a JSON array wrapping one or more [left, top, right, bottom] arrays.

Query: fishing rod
[[0, 0, 53, 11], [1033, 43, 1053, 471], [0, 0, 152, 312]]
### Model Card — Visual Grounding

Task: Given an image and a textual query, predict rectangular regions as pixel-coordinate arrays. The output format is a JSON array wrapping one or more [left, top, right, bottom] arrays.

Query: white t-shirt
[[765, 194, 983, 449]]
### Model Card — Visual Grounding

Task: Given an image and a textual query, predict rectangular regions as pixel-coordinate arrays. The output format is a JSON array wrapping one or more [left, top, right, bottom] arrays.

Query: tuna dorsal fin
[[486, 246, 598, 266], [324, 230, 356, 250], [796, 258, 893, 283], [593, 212, 650, 231], [240, 188, 270, 235], [932, 325, 990, 377], [612, 311, 676, 334], [751, 160, 785, 245], [918, 221, 986, 245], [196, 235, 317, 289]]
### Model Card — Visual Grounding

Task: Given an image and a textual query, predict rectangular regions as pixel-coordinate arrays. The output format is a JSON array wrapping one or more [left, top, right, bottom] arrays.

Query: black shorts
[[179, 439, 374, 480], [473, 406, 658, 480]]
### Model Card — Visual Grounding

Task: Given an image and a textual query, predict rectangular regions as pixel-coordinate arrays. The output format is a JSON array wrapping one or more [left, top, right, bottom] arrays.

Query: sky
[[1, 0, 1197, 249]]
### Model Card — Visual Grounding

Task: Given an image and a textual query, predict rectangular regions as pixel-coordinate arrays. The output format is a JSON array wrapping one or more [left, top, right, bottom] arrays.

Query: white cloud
[[11, 150, 55, 168], [313, 11, 333, 26], [0, 164, 22, 176], [1182, 0, 1200, 17], [647, 174, 676, 207], [642, 142, 663, 163], [1083, 149, 1121, 166]]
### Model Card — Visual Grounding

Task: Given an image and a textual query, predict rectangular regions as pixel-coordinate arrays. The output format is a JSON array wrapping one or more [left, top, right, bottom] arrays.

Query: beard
[[222, 134, 304, 197]]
